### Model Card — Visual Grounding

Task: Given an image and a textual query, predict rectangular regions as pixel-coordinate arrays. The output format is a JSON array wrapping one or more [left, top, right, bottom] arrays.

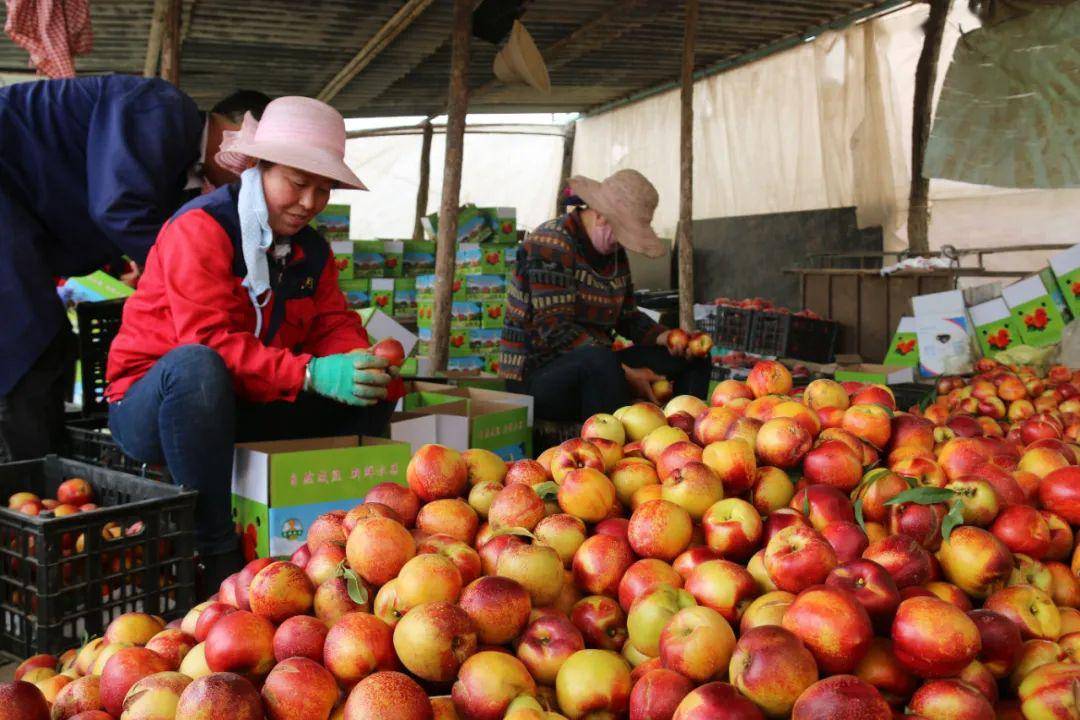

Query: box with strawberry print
[[1049, 244, 1080, 320]]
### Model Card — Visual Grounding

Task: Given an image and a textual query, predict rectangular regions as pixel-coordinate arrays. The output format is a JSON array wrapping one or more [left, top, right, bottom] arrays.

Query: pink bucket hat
[[216, 96, 367, 190]]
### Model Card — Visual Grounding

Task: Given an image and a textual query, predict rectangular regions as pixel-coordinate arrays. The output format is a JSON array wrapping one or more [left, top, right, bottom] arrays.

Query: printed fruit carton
[[416, 300, 482, 329], [1049, 244, 1080, 319], [1002, 274, 1070, 347], [393, 278, 417, 319], [370, 278, 394, 313], [403, 241, 437, 277], [969, 298, 1024, 357], [232, 436, 410, 558], [480, 208, 517, 244], [352, 241, 389, 279], [911, 290, 973, 377], [339, 278, 371, 311], [421, 204, 492, 243], [882, 317, 919, 368], [311, 204, 350, 241], [482, 301, 506, 328], [380, 240, 404, 279], [416, 274, 467, 302], [391, 381, 532, 460], [331, 240, 354, 280]]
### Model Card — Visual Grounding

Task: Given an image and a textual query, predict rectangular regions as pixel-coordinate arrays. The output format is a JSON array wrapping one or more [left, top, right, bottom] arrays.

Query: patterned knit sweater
[[499, 211, 666, 382]]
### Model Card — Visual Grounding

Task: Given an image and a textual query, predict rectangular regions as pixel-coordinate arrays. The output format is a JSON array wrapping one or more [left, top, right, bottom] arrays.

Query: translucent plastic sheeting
[[571, 3, 1080, 261]]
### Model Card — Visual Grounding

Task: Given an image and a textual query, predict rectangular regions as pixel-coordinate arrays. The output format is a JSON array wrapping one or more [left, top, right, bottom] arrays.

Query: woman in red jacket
[[105, 97, 396, 593]]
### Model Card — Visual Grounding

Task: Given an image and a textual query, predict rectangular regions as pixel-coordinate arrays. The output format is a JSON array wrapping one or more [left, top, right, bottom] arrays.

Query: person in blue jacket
[[0, 75, 270, 463]]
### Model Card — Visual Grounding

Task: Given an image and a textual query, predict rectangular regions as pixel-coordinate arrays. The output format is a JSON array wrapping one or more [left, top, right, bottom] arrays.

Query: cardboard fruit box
[[391, 382, 533, 460], [232, 436, 410, 559]]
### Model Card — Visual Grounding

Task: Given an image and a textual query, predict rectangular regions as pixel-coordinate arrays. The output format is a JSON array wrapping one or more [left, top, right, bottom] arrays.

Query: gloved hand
[[306, 353, 390, 406]]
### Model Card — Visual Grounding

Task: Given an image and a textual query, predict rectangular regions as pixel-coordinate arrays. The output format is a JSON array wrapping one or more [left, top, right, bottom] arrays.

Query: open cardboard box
[[390, 381, 533, 460], [231, 435, 410, 558], [832, 354, 915, 385]]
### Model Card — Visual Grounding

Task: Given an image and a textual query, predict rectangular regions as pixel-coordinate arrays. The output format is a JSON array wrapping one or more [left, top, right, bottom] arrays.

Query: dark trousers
[[0, 325, 77, 463], [513, 344, 711, 422], [107, 344, 394, 560]]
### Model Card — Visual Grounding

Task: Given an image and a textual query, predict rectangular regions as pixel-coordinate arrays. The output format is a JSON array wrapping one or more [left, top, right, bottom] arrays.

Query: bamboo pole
[[143, 0, 168, 78], [429, 0, 471, 373], [677, 0, 698, 331], [413, 120, 435, 242], [317, 0, 436, 103], [908, 0, 952, 255], [160, 0, 181, 86], [555, 122, 576, 215]]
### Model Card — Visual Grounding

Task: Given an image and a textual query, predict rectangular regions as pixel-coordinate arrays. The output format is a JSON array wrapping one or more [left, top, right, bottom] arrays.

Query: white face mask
[[589, 220, 618, 255]]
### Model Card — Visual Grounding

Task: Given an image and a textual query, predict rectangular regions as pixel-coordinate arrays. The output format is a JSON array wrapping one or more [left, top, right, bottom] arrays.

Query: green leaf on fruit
[[901, 475, 919, 488], [333, 559, 348, 578], [493, 526, 537, 541], [884, 487, 956, 506], [802, 493, 811, 518], [941, 500, 965, 542], [343, 568, 368, 605], [853, 498, 866, 531], [533, 481, 559, 501]]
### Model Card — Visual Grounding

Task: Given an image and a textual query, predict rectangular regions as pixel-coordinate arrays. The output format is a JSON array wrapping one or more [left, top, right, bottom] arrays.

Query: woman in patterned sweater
[[499, 169, 710, 421]]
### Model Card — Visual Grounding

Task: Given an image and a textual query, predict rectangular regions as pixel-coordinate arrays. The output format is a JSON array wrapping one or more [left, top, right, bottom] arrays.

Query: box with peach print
[[969, 298, 1024, 358], [1002, 275, 1069, 347]]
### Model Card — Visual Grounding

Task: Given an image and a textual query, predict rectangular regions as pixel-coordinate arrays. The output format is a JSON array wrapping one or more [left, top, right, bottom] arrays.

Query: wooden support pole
[[413, 120, 435, 242], [143, 0, 168, 78], [676, 0, 698, 331], [317, 0, 437, 104], [555, 122, 576, 215], [908, 0, 952, 255], [160, 0, 181, 86], [430, 0, 471, 373]]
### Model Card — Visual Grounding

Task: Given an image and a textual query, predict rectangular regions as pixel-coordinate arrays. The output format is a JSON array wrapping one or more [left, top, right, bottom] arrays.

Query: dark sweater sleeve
[[615, 254, 667, 346], [499, 226, 602, 381]]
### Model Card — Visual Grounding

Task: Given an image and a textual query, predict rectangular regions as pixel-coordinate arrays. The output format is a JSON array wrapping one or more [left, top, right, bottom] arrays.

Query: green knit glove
[[307, 353, 390, 407]]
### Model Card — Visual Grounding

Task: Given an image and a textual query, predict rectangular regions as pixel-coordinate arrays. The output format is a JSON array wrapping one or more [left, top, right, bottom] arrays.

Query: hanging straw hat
[[568, 169, 666, 258], [215, 96, 367, 190], [493, 20, 551, 94]]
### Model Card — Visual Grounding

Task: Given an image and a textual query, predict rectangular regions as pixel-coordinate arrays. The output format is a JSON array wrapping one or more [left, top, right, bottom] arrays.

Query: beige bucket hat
[[568, 169, 665, 258], [493, 20, 551, 94]]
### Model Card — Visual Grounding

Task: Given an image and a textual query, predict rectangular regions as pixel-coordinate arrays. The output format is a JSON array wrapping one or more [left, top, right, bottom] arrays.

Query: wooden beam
[[160, 0, 181, 86], [430, 0, 472, 373], [413, 120, 435, 242], [908, 0, 952, 255], [677, 0, 698, 331], [317, 0, 437, 104], [555, 122, 576, 215], [143, 0, 168, 78]]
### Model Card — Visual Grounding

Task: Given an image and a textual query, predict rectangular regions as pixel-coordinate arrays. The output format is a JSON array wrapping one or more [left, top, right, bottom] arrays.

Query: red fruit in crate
[[57, 478, 93, 507], [372, 338, 406, 367]]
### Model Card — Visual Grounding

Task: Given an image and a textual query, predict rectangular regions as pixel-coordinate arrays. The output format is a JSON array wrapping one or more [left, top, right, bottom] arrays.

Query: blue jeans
[[108, 344, 393, 557]]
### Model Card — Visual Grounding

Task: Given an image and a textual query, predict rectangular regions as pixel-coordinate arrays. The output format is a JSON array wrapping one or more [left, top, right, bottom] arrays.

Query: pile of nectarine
[[10, 357, 1080, 719]]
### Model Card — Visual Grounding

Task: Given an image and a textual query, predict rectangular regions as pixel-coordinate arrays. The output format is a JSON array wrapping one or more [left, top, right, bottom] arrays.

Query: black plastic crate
[[75, 299, 126, 418], [785, 315, 840, 364], [0, 456, 195, 659], [747, 311, 789, 357], [533, 420, 582, 452], [700, 306, 755, 350], [65, 420, 169, 482], [891, 382, 936, 412]]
